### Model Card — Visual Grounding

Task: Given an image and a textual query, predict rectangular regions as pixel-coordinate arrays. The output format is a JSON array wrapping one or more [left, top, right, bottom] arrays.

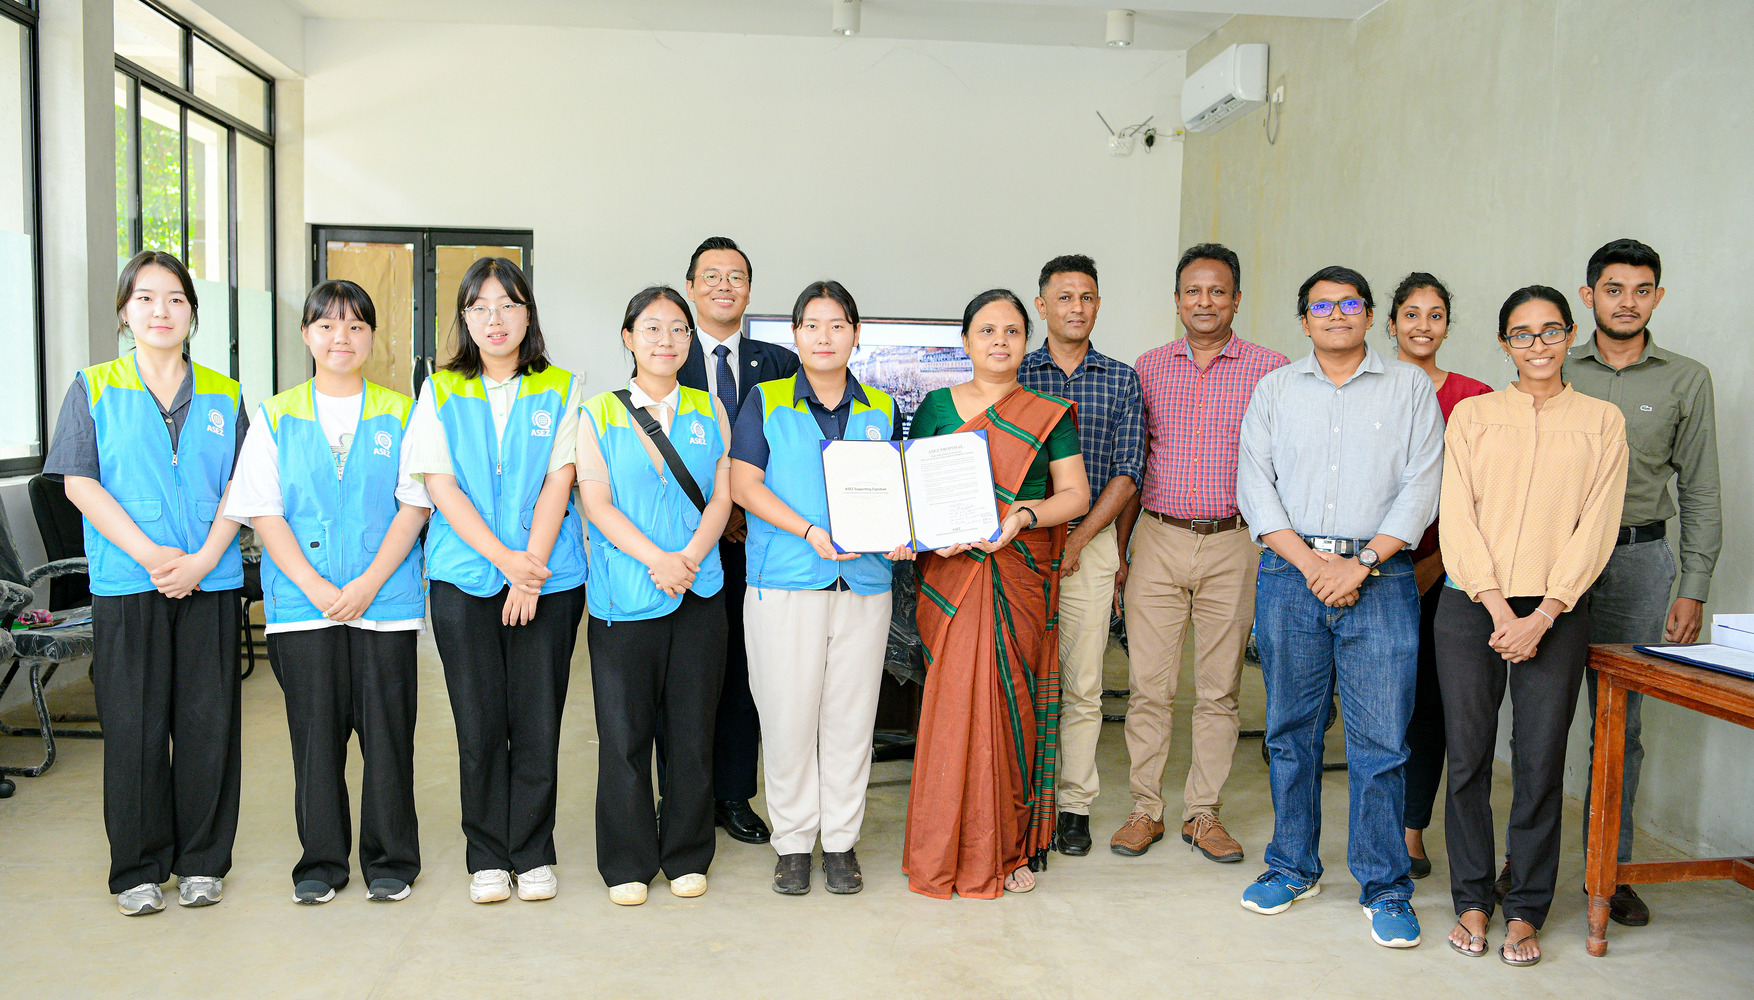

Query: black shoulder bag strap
[[613, 389, 708, 513]]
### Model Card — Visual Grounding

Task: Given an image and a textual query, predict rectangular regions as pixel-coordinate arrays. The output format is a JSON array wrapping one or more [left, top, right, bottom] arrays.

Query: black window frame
[[114, 0, 276, 405], [0, 0, 44, 477]]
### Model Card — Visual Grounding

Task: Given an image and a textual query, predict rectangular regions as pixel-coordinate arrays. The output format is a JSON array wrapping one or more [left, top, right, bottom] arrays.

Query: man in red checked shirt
[[1109, 244, 1287, 863]]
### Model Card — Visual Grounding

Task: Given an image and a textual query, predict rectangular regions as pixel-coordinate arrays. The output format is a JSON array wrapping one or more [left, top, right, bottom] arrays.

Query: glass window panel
[[138, 87, 180, 257], [115, 71, 133, 261], [0, 18, 38, 460], [192, 39, 266, 131], [237, 137, 272, 407], [185, 111, 229, 377], [114, 0, 183, 86]]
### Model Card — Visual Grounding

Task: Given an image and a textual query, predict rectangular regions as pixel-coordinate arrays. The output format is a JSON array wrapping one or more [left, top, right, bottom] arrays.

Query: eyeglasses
[[465, 302, 526, 322], [694, 269, 748, 289], [634, 323, 692, 344], [1502, 325, 1570, 349], [1306, 298, 1366, 318]]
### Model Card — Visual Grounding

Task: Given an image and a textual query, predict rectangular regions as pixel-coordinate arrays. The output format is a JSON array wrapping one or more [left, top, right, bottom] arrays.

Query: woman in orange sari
[[903, 289, 1090, 897]]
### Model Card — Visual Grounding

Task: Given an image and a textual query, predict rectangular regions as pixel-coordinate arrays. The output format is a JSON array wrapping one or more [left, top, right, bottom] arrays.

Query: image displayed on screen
[[743, 315, 972, 420]]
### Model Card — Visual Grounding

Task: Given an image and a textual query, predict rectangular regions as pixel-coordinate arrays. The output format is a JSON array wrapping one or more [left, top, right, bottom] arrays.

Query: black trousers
[[589, 590, 726, 886], [268, 626, 420, 888], [658, 540, 760, 801], [1435, 589, 1590, 928], [430, 581, 586, 874], [1402, 581, 1446, 830], [91, 588, 241, 894]]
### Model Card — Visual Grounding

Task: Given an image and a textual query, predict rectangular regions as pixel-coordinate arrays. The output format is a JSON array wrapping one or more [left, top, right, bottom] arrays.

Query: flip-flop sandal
[[1004, 867, 1036, 894], [1501, 930, 1541, 967], [1448, 923, 1487, 958]]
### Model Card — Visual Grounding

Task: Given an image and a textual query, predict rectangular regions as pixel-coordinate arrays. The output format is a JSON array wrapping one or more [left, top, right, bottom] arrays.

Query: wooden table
[[1585, 644, 1754, 956]]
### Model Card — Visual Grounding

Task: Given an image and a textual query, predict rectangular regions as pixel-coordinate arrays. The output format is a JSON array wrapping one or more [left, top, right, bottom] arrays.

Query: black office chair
[[27, 476, 90, 612], [0, 494, 98, 788]]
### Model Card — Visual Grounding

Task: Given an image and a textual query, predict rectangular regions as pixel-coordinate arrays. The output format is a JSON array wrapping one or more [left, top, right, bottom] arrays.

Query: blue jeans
[[1255, 549, 1420, 905]]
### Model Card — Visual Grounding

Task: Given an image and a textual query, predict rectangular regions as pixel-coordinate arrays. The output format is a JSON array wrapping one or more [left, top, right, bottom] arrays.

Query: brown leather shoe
[[1109, 812, 1166, 857], [1181, 813, 1244, 863]]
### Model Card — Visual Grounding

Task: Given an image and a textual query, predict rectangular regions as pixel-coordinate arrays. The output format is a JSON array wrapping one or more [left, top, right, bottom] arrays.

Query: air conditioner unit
[[1180, 43, 1268, 134]]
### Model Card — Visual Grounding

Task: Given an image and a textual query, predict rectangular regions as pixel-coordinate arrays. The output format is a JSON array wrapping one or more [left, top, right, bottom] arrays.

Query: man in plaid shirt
[[1110, 244, 1288, 862], [1017, 254, 1144, 858]]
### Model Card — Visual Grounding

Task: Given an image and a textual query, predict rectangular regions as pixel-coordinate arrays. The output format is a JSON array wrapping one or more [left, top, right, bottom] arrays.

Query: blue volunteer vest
[[422, 367, 589, 598], [80, 352, 244, 596], [582, 387, 725, 622], [745, 375, 896, 596], [258, 380, 427, 625]]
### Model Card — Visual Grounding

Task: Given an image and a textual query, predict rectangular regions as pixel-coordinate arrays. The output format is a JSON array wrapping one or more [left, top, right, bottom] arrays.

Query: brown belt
[[1144, 509, 1245, 534]]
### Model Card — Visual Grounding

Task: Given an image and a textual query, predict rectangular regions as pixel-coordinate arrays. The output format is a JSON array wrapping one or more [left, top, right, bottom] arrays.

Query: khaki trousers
[[1122, 515, 1256, 823], [744, 587, 891, 856], [1053, 523, 1121, 814]]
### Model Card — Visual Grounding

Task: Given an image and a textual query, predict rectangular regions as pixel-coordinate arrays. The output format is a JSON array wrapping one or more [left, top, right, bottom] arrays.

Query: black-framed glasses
[[1502, 325, 1570, 349], [1306, 297, 1366, 318], [695, 269, 748, 289]]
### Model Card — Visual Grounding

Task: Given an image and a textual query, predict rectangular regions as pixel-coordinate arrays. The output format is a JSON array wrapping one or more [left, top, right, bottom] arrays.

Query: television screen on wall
[[742, 315, 972, 421]]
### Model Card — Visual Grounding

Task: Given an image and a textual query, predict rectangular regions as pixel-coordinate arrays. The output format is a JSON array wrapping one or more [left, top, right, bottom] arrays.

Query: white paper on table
[[1635, 643, 1754, 681], [903, 430, 1002, 552], [1710, 614, 1754, 653], [820, 439, 913, 555]]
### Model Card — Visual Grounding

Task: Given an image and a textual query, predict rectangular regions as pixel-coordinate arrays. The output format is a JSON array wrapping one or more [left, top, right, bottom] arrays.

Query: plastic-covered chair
[[0, 500, 98, 786]]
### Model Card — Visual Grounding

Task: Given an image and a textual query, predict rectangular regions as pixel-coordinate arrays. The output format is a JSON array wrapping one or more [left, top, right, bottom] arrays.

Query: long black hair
[[116, 250, 198, 338], [442, 257, 550, 378]]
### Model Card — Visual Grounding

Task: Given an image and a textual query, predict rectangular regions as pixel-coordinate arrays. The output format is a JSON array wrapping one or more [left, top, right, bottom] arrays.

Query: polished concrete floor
[[2, 633, 1750, 1000]]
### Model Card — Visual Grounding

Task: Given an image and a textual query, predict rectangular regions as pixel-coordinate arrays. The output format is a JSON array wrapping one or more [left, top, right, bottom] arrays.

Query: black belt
[[1145, 510, 1246, 534], [1615, 521, 1665, 546], [1300, 535, 1372, 558]]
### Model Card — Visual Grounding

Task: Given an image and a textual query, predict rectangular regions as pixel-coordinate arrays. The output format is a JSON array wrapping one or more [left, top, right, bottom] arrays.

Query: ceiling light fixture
[[1106, 9, 1134, 48], [834, 0, 860, 36]]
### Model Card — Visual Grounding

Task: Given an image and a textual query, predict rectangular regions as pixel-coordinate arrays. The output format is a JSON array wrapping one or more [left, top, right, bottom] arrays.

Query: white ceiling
[[280, 0, 1382, 51]]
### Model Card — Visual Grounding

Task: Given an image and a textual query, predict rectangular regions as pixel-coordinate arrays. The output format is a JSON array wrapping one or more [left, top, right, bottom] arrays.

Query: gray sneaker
[[366, 877, 411, 901], [177, 875, 223, 907], [294, 879, 336, 904], [117, 882, 164, 916]]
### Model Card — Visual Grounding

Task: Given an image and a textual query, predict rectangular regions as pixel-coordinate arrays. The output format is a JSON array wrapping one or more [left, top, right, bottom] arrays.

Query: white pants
[[744, 587, 892, 855], [1054, 523, 1120, 814]]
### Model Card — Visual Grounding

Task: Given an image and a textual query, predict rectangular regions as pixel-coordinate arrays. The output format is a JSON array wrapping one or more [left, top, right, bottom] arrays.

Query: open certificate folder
[[819, 431, 1003, 554]]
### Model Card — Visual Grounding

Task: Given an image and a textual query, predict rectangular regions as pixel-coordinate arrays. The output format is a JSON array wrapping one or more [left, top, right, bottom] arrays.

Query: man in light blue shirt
[[1234, 265, 1442, 950]]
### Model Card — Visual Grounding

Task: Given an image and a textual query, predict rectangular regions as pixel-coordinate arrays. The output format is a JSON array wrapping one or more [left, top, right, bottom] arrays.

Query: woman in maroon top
[[1391, 273, 1494, 879]]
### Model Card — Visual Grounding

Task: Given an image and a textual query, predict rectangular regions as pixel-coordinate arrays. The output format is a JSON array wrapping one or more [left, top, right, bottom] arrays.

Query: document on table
[[1635, 644, 1754, 681], [820, 440, 913, 554], [818, 431, 1001, 554]]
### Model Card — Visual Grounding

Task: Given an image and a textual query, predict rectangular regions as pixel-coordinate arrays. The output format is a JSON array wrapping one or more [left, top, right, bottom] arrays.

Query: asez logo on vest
[[865, 425, 882, 440], [531, 409, 553, 437], [689, 419, 707, 446], [373, 430, 393, 457], [206, 409, 225, 436]]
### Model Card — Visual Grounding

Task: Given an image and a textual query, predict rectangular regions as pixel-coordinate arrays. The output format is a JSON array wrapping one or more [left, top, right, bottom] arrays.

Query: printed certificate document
[[820, 431, 1001, 554]]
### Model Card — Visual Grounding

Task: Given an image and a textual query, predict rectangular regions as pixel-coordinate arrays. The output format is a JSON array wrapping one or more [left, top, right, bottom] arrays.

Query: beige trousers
[[1122, 515, 1257, 823], [1053, 523, 1121, 815], [744, 587, 891, 855]]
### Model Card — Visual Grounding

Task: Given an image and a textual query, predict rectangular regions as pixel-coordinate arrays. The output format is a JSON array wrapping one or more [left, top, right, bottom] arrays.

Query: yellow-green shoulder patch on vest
[[362, 380, 415, 424], [262, 383, 315, 430], [518, 365, 573, 400], [427, 369, 486, 407], [82, 354, 144, 408], [584, 391, 635, 433], [191, 363, 242, 405], [677, 385, 715, 418]]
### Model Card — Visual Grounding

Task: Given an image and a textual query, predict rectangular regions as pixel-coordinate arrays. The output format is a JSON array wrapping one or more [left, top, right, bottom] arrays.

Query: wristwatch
[[1357, 547, 1381, 571], [1016, 506, 1038, 529]]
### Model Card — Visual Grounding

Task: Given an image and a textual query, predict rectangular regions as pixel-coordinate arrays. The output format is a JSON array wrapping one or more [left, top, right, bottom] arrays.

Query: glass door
[[311, 225, 533, 396]]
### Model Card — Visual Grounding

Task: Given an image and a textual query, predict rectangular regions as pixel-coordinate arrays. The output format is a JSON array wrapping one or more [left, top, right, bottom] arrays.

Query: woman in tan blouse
[[1434, 285, 1627, 966]]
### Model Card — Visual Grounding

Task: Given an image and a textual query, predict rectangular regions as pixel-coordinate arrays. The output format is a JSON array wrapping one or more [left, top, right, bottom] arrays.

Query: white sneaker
[[516, 865, 557, 901], [608, 881, 647, 906], [670, 873, 707, 898], [177, 876, 223, 907], [470, 869, 512, 903], [118, 882, 164, 916]]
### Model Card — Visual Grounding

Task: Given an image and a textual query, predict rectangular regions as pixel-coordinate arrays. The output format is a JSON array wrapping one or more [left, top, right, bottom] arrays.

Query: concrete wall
[[1179, 0, 1754, 855], [301, 19, 1188, 404]]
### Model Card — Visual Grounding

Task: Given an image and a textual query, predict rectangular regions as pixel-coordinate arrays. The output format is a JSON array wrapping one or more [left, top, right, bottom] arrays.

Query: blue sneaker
[[1364, 899, 1422, 948], [1240, 870, 1321, 914]]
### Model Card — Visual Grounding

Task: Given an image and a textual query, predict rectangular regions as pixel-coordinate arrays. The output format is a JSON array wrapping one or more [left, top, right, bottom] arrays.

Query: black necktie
[[714, 343, 739, 423]]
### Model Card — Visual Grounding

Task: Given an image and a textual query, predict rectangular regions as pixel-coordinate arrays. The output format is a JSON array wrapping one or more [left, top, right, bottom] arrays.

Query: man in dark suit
[[678, 236, 799, 844]]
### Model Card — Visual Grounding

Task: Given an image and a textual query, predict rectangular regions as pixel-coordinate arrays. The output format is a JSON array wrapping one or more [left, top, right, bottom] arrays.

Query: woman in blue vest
[[577, 285, 732, 906], [403, 257, 588, 904], [222, 280, 431, 905], [45, 251, 247, 916], [728, 280, 908, 896]]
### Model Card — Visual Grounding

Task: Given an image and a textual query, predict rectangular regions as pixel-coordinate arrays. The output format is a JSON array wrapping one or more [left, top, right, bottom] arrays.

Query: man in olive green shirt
[[1563, 238, 1721, 927]]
